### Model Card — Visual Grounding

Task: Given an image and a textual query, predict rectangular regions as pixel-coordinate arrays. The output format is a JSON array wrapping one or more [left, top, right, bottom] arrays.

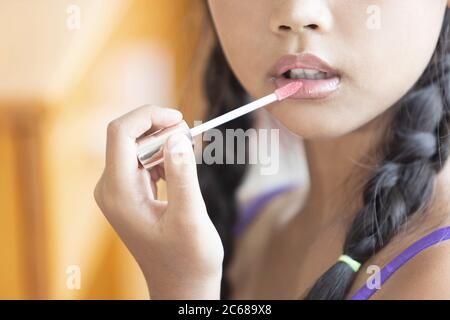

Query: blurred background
[[0, 0, 308, 299]]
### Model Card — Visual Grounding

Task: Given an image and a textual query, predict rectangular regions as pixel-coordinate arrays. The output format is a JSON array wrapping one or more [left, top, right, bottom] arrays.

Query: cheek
[[208, 0, 273, 94], [358, 2, 444, 96], [209, 0, 269, 50], [349, 1, 445, 125]]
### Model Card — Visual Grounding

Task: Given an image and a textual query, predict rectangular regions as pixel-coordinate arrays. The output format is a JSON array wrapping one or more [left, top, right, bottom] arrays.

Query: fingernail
[[168, 108, 182, 118], [168, 133, 190, 154]]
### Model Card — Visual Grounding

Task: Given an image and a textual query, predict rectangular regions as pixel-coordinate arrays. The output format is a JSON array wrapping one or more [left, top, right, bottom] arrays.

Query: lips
[[271, 53, 341, 99]]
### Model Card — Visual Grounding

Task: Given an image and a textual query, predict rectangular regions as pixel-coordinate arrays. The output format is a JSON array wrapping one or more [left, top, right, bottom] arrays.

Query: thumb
[[163, 133, 204, 212]]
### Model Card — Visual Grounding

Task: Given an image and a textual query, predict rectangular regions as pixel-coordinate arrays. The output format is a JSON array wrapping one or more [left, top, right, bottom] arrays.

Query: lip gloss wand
[[136, 81, 303, 169]]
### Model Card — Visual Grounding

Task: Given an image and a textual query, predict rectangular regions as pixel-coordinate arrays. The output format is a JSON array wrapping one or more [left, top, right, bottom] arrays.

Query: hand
[[94, 105, 224, 299]]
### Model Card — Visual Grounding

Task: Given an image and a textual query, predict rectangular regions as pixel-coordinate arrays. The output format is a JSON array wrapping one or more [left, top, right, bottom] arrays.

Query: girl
[[94, 0, 450, 299]]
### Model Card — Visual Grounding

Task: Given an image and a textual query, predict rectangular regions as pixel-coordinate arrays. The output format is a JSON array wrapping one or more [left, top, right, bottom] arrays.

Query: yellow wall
[[0, 0, 210, 299], [0, 111, 27, 299]]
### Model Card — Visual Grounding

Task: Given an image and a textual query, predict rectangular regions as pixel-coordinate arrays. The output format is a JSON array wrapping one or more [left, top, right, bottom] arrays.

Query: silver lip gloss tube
[[136, 120, 194, 170]]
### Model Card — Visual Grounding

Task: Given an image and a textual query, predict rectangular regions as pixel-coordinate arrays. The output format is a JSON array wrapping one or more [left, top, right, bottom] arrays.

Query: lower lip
[[274, 76, 341, 99]]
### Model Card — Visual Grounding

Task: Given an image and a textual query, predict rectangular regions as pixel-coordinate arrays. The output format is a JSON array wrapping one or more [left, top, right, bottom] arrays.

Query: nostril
[[304, 24, 319, 30], [279, 25, 291, 31], [278, 23, 319, 33]]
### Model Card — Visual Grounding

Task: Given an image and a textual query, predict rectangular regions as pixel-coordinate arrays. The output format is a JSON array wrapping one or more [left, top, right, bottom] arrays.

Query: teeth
[[304, 69, 318, 77], [290, 69, 306, 78], [287, 68, 329, 80]]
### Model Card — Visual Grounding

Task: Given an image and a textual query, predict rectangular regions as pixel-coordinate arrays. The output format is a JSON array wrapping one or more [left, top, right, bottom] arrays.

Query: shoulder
[[227, 186, 306, 298], [373, 228, 450, 300], [234, 184, 306, 246]]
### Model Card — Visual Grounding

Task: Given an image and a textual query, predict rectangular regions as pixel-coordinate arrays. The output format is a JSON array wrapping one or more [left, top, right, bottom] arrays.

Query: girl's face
[[208, 0, 449, 138]]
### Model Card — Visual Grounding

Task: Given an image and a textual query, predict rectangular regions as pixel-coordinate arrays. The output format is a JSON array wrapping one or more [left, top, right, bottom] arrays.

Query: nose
[[270, 0, 333, 35]]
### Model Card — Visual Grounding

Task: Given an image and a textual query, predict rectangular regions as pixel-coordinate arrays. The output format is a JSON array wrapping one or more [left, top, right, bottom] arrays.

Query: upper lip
[[272, 53, 340, 77]]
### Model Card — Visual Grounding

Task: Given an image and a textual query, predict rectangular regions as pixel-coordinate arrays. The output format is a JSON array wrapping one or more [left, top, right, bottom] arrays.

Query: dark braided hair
[[198, 9, 450, 300]]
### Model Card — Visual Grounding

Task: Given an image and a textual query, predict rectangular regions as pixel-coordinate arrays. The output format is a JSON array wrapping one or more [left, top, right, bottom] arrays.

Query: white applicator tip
[[188, 82, 304, 138], [274, 81, 303, 101]]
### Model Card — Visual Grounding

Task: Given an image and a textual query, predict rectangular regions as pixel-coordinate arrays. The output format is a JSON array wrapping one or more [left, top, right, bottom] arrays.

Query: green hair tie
[[338, 254, 361, 272]]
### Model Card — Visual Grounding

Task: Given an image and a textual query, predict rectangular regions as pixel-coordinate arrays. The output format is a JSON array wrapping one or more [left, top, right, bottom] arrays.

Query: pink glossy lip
[[271, 53, 341, 100]]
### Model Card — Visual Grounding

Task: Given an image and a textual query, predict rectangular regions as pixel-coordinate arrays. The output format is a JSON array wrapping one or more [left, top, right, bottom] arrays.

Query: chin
[[266, 104, 357, 140]]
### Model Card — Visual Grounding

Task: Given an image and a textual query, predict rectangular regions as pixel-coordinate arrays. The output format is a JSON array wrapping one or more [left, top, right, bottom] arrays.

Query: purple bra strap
[[351, 226, 450, 300], [233, 184, 299, 237]]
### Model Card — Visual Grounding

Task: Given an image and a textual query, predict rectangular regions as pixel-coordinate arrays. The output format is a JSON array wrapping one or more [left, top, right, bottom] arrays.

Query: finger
[[112, 105, 182, 139], [157, 163, 166, 181], [150, 167, 160, 182], [163, 133, 205, 215], [150, 178, 158, 198], [105, 105, 182, 175]]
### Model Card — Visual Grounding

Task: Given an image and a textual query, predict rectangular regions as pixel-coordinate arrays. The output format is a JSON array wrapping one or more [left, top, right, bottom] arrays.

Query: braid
[[198, 43, 254, 299], [306, 10, 450, 300]]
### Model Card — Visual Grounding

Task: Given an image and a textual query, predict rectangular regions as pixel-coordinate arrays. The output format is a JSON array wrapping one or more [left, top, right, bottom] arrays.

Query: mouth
[[271, 53, 342, 100]]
